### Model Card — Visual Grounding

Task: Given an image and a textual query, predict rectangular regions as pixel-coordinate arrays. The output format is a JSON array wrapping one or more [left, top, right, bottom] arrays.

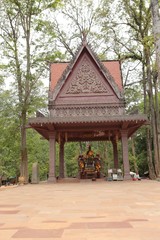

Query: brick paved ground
[[0, 179, 160, 240]]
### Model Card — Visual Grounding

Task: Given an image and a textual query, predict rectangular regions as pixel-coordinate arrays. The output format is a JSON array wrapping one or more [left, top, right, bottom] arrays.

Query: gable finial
[[82, 31, 87, 46]]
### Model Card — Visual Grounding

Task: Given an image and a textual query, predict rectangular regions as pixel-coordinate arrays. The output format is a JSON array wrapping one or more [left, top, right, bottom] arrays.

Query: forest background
[[0, 0, 160, 182]]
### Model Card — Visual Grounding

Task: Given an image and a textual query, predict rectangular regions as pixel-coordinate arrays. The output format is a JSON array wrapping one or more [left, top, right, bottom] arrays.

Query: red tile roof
[[102, 61, 123, 90], [50, 61, 123, 91]]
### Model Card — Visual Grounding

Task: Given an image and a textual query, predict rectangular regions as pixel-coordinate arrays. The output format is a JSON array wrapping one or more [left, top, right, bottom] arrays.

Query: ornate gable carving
[[66, 58, 108, 94], [51, 43, 124, 103]]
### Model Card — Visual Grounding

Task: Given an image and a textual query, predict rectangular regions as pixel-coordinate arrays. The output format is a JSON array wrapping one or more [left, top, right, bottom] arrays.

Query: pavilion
[[28, 40, 148, 182]]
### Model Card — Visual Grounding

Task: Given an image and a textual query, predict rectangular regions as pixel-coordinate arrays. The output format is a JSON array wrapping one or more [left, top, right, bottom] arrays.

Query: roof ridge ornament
[[82, 31, 87, 46]]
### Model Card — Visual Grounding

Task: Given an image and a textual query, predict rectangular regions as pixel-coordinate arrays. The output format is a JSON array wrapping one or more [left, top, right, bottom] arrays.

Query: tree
[[47, 0, 111, 59], [101, 0, 159, 178], [151, 0, 160, 78], [151, 0, 160, 176], [0, 89, 20, 178], [0, 0, 61, 183]]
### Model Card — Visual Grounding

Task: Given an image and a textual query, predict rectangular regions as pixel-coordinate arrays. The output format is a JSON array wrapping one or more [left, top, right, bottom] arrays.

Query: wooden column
[[59, 140, 65, 178], [112, 138, 119, 169], [121, 130, 131, 180], [48, 132, 56, 183]]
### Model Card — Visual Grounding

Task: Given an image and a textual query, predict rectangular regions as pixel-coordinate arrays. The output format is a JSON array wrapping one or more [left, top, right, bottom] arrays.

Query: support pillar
[[48, 132, 56, 183], [121, 130, 131, 180], [112, 138, 119, 169], [59, 140, 65, 178]]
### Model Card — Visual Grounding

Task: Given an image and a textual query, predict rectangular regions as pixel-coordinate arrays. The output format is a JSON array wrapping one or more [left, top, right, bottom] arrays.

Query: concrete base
[[47, 176, 57, 183], [123, 173, 132, 180]]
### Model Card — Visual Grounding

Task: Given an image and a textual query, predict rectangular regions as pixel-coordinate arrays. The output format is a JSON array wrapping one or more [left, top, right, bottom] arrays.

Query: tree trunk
[[20, 111, 28, 183], [143, 48, 157, 179], [142, 61, 156, 178], [151, 0, 160, 176], [19, 2, 32, 183], [79, 142, 83, 154], [102, 142, 108, 176], [151, 0, 160, 78], [153, 75, 160, 166], [146, 128, 156, 179], [145, 47, 160, 177]]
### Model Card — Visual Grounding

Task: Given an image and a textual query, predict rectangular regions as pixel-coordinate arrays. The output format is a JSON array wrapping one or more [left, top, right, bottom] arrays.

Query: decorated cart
[[78, 146, 101, 179]]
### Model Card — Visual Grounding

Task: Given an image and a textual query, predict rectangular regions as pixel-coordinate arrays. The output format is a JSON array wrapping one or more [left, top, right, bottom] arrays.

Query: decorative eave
[[28, 114, 149, 141], [51, 41, 124, 102], [29, 114, 148, 125]]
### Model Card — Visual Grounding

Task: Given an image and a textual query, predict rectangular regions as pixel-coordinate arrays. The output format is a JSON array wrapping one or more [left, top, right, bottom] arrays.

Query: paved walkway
[[0, 179, 160, 240]]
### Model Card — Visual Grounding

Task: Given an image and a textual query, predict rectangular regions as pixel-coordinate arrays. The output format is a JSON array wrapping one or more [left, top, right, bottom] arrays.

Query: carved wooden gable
[[66, 56, 108, 94], [52, 44, 123, 106]]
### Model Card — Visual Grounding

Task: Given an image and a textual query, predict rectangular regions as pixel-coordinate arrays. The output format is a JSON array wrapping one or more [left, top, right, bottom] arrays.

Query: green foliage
[[128, 128, 148, 176], [27, 129, 49, 180], [0, 0, 63, 181], [63, 141, 117, 177], [46, 0, 62, 9], [0, 90, 20, 178], [129, 154, 138, 172], [124, 84, 144, 113], [64, 142, 79, 177]]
